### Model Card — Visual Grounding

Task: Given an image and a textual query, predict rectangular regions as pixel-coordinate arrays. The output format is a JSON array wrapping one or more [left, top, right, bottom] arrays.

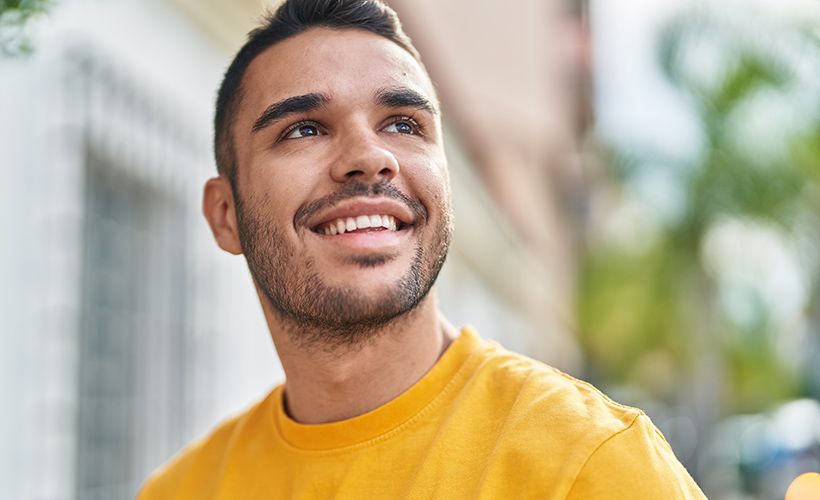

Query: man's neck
[[262, 293, 457, 424]]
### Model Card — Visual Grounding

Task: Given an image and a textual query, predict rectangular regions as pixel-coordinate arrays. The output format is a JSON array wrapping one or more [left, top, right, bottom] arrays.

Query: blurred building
[[0, 0, 584, 498]]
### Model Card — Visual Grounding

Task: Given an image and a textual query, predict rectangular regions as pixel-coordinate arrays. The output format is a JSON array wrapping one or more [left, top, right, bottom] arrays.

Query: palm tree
[[579, 3, 820, 480]]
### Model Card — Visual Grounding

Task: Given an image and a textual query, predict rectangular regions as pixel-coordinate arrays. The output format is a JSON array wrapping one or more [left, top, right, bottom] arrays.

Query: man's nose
[[329, 130, 400, 183]]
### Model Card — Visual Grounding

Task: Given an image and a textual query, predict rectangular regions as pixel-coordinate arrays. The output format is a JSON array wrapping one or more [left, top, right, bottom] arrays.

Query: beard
[[234, 180, 452, 351]]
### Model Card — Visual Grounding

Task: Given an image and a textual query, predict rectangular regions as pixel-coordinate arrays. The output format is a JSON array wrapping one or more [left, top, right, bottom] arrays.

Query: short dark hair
[[213, 0, 421, 188]]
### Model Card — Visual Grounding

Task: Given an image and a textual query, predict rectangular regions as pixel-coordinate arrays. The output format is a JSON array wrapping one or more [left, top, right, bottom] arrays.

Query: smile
[[307, 205, 414, 252], [304, 197, 417, 241], [314, 214, 404, 235]]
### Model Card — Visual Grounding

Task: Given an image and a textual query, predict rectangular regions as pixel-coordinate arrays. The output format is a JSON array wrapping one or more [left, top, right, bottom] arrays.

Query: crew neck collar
[[270, 326, 483, 452]]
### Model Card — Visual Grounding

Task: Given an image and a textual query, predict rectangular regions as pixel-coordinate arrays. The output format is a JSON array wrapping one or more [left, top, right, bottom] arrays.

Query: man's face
[[230, 27, 452, 344]]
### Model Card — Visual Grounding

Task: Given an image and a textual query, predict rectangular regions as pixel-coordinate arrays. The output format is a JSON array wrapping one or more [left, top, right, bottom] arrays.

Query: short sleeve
[[565, 414, 706, 499]]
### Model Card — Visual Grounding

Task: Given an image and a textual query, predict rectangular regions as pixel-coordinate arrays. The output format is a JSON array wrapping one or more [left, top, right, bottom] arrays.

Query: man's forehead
[[242, 27, 437, 113]]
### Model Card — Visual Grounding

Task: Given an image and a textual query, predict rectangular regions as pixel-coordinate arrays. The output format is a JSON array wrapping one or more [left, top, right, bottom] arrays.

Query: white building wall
[[1, 1, 279, 497]]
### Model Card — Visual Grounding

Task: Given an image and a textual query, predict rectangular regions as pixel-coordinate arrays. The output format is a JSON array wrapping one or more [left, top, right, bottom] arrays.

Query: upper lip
[[305, 197, 416, 231]]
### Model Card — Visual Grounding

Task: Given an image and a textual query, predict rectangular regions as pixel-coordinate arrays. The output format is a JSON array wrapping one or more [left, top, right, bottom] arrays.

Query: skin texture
[[202, 27, 458, 424]]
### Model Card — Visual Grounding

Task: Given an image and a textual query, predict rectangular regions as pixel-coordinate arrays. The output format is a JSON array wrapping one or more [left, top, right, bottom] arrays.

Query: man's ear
[[202, 176, 243, 255]]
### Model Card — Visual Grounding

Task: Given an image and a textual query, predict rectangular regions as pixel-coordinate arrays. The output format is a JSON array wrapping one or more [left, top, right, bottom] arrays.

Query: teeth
[[355, 215, 371, 229], [318, 214, 402, 235], [381, 215, 396, 231]]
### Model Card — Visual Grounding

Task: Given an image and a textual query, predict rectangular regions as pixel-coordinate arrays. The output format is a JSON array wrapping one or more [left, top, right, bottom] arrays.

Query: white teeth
[[355, 215, 371, 229], [319, 214, 404, 235], [381, 215, 398, 230]]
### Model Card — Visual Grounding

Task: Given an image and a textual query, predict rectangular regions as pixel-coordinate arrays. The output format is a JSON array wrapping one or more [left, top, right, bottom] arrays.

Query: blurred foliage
[[0, 0, 53, 55], [580, 5, 820, 415]]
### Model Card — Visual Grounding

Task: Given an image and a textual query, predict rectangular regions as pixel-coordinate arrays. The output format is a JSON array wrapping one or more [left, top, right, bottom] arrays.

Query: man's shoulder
[[137, 389, 276, 499], [475, 339, 642, 433], [467, 340, 705, 497]]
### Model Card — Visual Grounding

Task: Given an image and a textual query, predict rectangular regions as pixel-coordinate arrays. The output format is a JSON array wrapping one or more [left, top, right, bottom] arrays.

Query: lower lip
[[310, 227, 412, 250]]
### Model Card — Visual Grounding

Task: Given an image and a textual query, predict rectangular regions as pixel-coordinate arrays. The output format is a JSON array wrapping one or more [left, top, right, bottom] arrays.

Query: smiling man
[[139, 1, 705, 498]]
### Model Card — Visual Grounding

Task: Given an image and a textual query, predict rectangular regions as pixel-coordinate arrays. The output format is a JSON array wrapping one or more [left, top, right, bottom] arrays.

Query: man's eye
[[383, 117, 419, 135], [283, 121, 323, 139]]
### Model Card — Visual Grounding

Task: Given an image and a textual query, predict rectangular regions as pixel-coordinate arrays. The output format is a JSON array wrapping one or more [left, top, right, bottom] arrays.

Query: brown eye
[[283, 121, 323, 139], [383, 117, 418, 135]]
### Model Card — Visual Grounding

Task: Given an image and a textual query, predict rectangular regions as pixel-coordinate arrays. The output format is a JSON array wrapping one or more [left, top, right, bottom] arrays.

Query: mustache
[[294, 180, 427, 228]]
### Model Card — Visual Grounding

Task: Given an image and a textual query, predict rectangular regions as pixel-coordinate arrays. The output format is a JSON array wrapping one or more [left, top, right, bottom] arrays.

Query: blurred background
[[1, 0, 819, 498]]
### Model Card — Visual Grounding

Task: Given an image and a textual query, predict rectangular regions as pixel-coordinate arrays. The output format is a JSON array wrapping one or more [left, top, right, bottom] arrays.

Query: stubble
[[235, 180, 451, 352]]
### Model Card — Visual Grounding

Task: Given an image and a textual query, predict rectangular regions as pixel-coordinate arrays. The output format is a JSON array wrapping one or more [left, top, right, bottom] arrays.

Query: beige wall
[[387, 0, 584, 367]]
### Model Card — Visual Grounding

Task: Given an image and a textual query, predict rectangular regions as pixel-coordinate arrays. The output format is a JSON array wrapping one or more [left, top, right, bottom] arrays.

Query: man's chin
[[269, 290, 421, 350], [345, 254, 395, 268], [268, 271, 426, 333], [315, 253, 413, 284]]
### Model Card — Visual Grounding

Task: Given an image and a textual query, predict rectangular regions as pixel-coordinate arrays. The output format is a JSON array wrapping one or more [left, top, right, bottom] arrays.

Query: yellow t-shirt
[[139, 328, 705, 499]]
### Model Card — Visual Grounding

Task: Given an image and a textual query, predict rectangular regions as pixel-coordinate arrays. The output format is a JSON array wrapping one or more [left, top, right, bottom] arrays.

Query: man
[[140, 0, 706, 498]]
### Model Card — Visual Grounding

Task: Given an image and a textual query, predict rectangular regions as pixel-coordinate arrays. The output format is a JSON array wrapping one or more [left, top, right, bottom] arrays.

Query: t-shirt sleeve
[[565, 414, 706, 500]]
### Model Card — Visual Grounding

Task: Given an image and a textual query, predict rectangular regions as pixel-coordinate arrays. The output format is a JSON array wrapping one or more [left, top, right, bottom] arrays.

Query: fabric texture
[[139, 327, 706, 499]]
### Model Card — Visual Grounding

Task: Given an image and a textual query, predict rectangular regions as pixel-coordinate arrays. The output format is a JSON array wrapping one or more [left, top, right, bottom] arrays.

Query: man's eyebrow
[[251, 92, 330, 133], [375, 87, 438, 115]]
